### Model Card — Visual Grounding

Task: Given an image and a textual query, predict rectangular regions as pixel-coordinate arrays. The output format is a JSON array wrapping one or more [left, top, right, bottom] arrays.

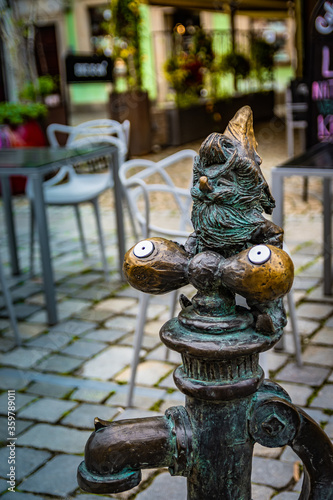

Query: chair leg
[[92, 199, 110, 282], [164, 290, 178, 361], [259, 352, 268, 377], [287, 290, 302, 367], [0, 259, 21, 346], [74, 205, 88, 259], [127, 293, 150, 407], [29, 200, 35, 277]]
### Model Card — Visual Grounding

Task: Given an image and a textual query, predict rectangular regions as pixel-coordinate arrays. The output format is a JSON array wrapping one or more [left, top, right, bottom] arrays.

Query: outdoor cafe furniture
[[271, 141, 333, 295], [0, 144, 124, 325]]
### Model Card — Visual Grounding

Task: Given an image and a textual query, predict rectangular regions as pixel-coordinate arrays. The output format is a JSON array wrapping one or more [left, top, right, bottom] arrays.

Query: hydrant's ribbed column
[[185, 397, 253, 500]]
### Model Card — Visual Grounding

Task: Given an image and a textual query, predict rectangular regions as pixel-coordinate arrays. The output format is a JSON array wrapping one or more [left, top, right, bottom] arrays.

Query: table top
[[0, 145, 115, 170], [277, 142, 333, 170]]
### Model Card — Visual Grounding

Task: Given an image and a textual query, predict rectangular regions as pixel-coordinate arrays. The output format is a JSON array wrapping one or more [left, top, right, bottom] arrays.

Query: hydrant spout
[[77, 407, 192, 495]]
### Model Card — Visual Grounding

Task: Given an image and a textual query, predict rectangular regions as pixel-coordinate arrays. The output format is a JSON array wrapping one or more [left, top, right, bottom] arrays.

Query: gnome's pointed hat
[[223, 105, 262, 165]]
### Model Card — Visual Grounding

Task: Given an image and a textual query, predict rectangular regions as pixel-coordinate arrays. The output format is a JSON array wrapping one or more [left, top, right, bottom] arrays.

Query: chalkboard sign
[[308, 0, 333, 146], [65, 54, 113, 83]]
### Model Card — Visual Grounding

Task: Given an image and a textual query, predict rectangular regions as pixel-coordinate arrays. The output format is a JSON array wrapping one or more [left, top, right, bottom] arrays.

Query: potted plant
[[0, 101, 48, 194], [108, 0, 151, 155]]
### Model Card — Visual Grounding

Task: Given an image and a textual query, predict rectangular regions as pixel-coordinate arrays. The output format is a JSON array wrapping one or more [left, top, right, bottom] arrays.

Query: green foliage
[[251, 37, 276, 84], [19, 75, 58, 102], [0, 102, 47, 125], [164, 28, 215, 107], [221, 52, 251, 80], [110, 0, 143, 89]]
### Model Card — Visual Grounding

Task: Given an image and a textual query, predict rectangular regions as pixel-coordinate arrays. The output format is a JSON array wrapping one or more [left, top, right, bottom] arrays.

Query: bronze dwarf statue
[[124, 105, 291, 337]]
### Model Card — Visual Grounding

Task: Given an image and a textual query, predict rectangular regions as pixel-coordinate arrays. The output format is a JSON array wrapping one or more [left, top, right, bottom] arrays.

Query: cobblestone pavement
[[0, 124, 332, 499]]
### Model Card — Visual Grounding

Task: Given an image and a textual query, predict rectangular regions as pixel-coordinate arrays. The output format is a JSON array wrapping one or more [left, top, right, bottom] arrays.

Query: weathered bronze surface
[[78, 106, 333, 499]]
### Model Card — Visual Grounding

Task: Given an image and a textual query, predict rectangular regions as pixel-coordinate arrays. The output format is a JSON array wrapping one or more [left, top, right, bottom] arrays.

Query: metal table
[[0, 145, 125, 325], [271, 142, 333, 295]]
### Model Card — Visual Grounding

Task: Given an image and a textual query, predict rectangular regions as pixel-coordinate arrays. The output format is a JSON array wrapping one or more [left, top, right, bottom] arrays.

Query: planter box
[[166, 91, 275, 146], [109, 90, 152, 156]]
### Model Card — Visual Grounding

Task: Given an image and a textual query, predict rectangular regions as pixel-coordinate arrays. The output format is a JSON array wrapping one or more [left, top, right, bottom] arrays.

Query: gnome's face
[[191, 136, 240, 207], [190, 106, 275, 257]]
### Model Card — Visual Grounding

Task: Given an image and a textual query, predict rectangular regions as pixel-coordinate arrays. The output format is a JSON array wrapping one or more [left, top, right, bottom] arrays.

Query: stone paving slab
[[19, 454, 82, 497], [81, 345, 135, 380], [62, 339, 108, 359], [277, 382, 313, 406], [49, 320, 97, 336], [115, 360, 173, 385], [18, 397, 78, 423], [0, 368, 31, 391], [26, 331, 74, 351], [36, 354, 85, 374], [0, 447, 51, 481], [18, 423, 91, 453], [26, 380, 76, 398], [311, 327, 333, 345], [251, 457, 294, 489], [104, 316, 137, 332], [302, 345, 333, 367], [0, 392, 37, 414], [1, 492, 45, 500], [106, 388, 168, 410], [61, 402, 119, 429], [70, 387, 113, 403], [135, 472, 186, 500], [276, 363, 330, 386], [310, 384, 333, 410], [83, 328, 127, 343], [0, 479, 10, 495], [0, 416, 33, 442], [0, 347, 48, 369], [296, 303, 333, 321]]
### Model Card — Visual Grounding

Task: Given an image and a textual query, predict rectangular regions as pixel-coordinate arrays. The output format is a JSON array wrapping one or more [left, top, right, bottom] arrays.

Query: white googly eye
[[133, 240, 154, 258], [248, 245, 271, 264]]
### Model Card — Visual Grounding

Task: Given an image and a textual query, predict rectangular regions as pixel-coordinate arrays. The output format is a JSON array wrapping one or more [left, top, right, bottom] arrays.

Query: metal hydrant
[[77, 107, 333, 499]]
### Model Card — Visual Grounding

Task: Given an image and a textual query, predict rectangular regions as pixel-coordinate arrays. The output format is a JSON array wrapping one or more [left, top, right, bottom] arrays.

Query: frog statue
[[78, 106, 333, 500]]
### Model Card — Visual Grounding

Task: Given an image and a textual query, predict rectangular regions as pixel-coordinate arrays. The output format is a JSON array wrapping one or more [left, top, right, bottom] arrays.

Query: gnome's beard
[[191, 199, 265, 257]]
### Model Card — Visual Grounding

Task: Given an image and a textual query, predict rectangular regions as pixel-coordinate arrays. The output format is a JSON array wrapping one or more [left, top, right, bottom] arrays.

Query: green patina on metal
[[78, 106, 333, 500]]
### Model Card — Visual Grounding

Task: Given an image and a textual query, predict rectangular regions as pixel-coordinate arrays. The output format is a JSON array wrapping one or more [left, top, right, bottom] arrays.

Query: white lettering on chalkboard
[[316, 1, 333, 34], [74, 60, 108, 78]]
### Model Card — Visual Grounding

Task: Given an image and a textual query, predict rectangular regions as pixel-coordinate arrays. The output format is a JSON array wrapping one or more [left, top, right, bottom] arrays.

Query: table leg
[[109, 150, 125, 278], [0, 176, 20, 275], [323, 178, 332, 296], [31, 176, 58, 324]]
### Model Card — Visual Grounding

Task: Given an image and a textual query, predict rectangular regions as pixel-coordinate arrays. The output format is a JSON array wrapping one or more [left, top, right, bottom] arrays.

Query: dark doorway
[[35, 24, 60, 80]]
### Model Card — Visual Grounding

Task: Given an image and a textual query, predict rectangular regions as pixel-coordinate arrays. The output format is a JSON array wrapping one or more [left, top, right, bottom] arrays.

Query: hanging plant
[[110, 0, 143, 90], [250, 37, 276, 85]]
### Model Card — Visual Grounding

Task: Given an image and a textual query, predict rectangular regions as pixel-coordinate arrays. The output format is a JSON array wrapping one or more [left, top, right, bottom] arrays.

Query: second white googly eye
[[248, 245, 271, 264]]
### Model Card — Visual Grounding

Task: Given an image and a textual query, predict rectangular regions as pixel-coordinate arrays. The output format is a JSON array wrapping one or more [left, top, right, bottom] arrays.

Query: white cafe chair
[[27, 120, 130, 281], [120, 150, 302, 405], [120, 149, 197, 406]]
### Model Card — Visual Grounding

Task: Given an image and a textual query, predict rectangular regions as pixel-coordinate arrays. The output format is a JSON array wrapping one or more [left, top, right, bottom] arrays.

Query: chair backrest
[[119, 149, 197, 242], [47, 119, 130, 164]]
